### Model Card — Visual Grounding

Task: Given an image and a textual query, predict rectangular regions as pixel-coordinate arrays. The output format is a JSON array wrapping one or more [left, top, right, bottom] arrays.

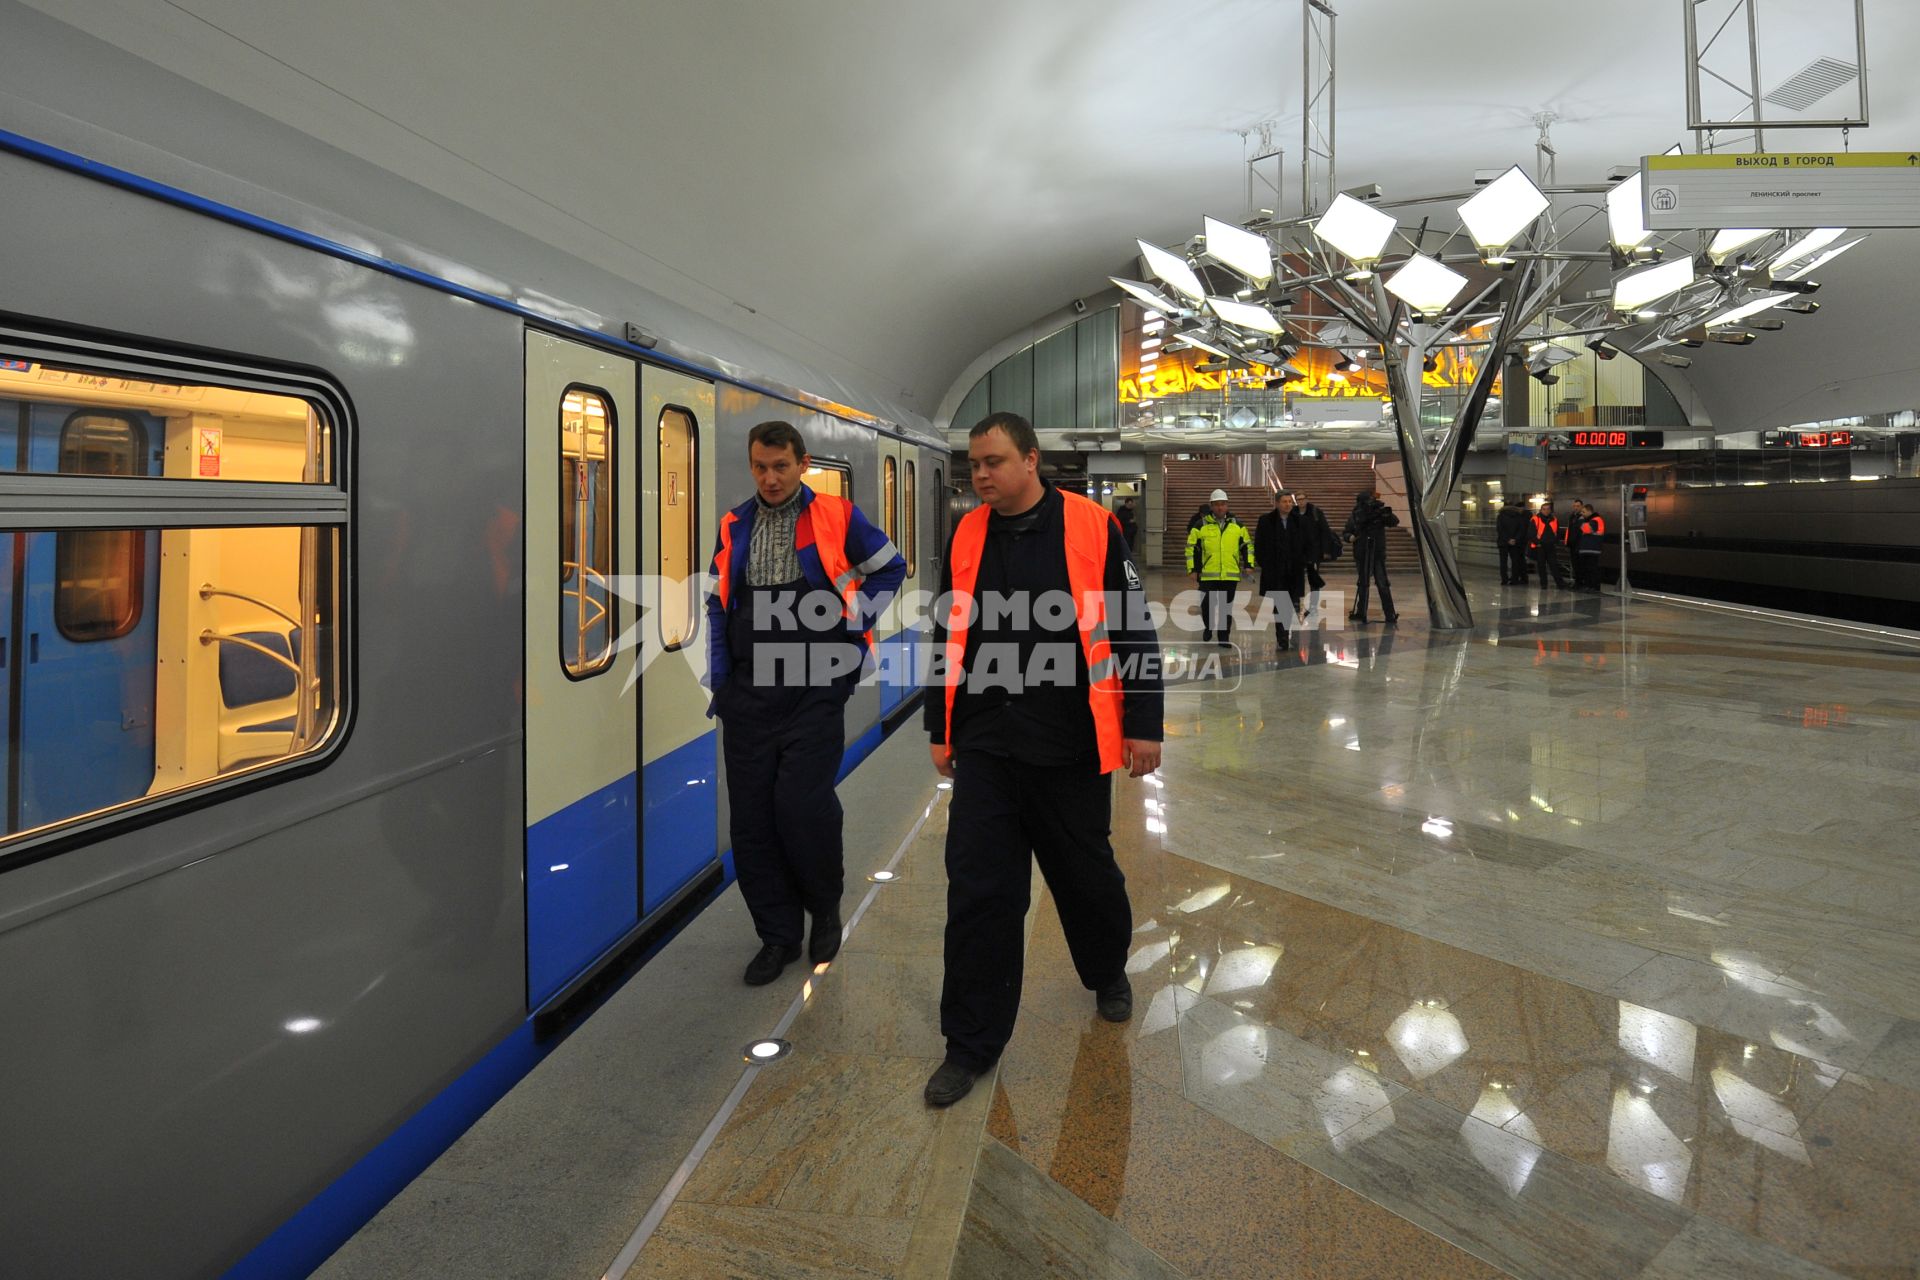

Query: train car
[[0, 9, 948, 1277]]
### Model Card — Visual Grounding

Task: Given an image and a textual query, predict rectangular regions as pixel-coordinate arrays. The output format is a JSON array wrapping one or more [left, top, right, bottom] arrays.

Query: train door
[[523, 332, 640, 1009], [637, 366, 717, 913], [875, 440, 906, 715], [4, 405, 160, 831]]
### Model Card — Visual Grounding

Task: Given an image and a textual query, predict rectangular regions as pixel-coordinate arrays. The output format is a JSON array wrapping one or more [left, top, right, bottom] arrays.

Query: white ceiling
[[23, 0, 1920, 424]]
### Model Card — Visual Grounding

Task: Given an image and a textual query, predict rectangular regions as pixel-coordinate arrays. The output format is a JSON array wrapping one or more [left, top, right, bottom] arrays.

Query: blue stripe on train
[[525, 773, 639, 1008], [643, 732, 719, 914]]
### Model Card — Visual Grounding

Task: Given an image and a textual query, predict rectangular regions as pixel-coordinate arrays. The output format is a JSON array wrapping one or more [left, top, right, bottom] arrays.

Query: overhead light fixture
[[1659, 353, 1693, 367], [1781, 299, 1820, 314], [1751, 317, 1786, 331], [1206, 296, 1286, 333], [1312, 193, 1397, 275], [1781, 236, 1865, 281], [1458, 165, 1549, 262], [1422, 354, 1439, 373], [1110, 277, 1185, 314], [1613, 258, 1695, 311], [1137, 240, 1207, 303], [1703, 292, 1789, 329], [1531, 370, 1560, 385], [1527, 342, 1579, 370], [1202, 216, 1275, 285], [1708, 330, 1757, 345], [1606, 144, 1683, 253], [1708, 228, 1775, 263], [1384, 254, 1469, 314], [1770, 276, 1821, 295]]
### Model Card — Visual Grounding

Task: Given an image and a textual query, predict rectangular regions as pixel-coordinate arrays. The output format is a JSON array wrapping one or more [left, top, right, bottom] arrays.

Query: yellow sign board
[[1643, 151, 1920, 229]]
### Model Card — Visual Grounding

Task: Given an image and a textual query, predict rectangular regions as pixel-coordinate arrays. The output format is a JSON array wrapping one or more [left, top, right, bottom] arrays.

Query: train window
[[804, 460, 850, 499], [658, 405, 698, 652], [904, 460, 916, 577], [0, 359, 330, 482], [0, 329, 349, 863], [56, 414, 148, 641], [883, 457, 898, 541], [560, 387, 616, 677]]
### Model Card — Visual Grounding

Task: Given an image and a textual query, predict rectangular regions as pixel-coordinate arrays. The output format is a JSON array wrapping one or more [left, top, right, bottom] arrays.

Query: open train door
[[522, 331, 640, 1009]]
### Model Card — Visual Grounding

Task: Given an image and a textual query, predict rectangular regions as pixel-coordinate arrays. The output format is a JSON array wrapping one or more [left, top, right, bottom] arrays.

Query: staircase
[[1161, 456, 1270, 569], [1271, 457, 1422, 578]]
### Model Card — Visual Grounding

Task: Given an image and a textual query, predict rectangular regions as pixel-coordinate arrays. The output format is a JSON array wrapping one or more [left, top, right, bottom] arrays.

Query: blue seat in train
[[218, 629, 302, 734]]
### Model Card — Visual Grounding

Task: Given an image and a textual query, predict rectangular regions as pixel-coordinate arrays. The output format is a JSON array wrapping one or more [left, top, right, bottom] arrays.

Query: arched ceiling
[[21, 0, 1920, 426]]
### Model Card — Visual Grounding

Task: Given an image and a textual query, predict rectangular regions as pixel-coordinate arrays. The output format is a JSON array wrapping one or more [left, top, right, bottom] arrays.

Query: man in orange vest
[[922, 411, 1164, 1107], [1529, 499, 1570, 589], [705, 421, 906, 987]]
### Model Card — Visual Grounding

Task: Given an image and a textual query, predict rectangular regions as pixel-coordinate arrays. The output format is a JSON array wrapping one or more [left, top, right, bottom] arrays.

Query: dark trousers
[[1500, 541, 1529, 583], [1576, 551, 1602, 589], [1200, 582, 1235, 639], [720, 695, 846, 948], [942, 751, 1130, 1071], [1532, 541, 1568, 586], [1266, 566, 1307, 638], [1353, 541, 1395, 620]]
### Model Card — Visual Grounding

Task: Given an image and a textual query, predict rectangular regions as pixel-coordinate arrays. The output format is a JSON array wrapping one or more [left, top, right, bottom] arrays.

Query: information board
[[1643, 152, 1920, 230]]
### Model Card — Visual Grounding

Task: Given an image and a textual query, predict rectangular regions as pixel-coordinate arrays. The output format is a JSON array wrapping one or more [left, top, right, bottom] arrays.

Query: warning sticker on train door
[[197, 425, 222, 477], [666, 472, 678, 504]]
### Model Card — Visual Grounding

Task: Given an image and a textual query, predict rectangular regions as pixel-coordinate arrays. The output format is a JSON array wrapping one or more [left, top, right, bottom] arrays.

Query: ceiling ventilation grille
[[1762, 57, 1859, 112]]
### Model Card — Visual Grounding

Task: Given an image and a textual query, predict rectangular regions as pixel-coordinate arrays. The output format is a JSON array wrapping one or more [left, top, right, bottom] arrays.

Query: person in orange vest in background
[[922, 411, 1163, 1108], [1529, 499, 1570, 589], [705, 421, 906, 987], [1571, 500, 1607, 591]]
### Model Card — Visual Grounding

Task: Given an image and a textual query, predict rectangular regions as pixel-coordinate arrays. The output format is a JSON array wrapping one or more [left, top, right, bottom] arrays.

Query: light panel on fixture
[[1110, 277, 1184, 315], [1312, 194, 1397, 266], [1607, 146, 1682, 252], [1771, 228, 1845, 273], [1703, 292, 1790, 329], [1782, 236, 1865, 281], [1459, 166, 1549, 260], [1202, 216, 1275, 284], [1206, 296, 1285, 333], [1613, 258, 1695, 311], [1384, 254, 1469, 314], [1137, 240, 1207, 302], [1175, 333, 1234, 359], [1708, 228, 1775, 263]]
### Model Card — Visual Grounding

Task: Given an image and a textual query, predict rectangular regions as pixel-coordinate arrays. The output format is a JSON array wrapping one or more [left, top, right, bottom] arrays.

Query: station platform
[[320, 574, 1920, 1280]]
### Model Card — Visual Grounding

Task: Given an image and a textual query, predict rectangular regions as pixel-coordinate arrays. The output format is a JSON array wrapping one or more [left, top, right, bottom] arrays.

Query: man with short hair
[[1529, 499, 1570, 589], [705, 421, 906, 986], [923, 411, 1163, 1108], [1571, 500, 1607, 590], [1254, 489, 1315, 646], [1496, 495, 1530, 585], [1114, 497, 1138, 549], [1186, 489, 1252, 645]]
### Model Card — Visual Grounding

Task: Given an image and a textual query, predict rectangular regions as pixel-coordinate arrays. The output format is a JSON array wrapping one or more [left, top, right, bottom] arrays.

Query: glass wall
[[954, 308, 1117, 434]]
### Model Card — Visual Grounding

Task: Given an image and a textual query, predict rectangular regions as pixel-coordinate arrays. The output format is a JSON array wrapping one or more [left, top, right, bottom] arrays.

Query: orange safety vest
[[1531, 514, 1560, 543], [941, 490, 1125, 774], [713, 490, 874, 651], [1586, 514, 1606, 536]]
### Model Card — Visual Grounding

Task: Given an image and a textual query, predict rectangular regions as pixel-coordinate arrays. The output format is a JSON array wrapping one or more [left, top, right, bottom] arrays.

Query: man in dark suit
[[1254, 489, 1315, 645]]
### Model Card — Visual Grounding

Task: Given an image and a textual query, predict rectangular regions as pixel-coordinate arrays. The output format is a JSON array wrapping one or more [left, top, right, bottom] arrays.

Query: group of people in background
[[1496, 495, 1606, 591], [1184, 485, 1403, 642]]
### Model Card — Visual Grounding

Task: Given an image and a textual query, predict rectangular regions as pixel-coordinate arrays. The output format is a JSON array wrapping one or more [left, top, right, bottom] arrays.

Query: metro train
[[0, 11, 948, 1278]]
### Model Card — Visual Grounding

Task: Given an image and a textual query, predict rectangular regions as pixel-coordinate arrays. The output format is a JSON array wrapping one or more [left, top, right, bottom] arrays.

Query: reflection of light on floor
[[1711, 1069, 1812, 1164], [1125, 939, 1173, 975], [1387, 1000, 1469, 1079], [1345, 739, 1363, 751], [1421, 816, 1453, 838], [1201, 1021, 1269, 1088], [1327, 717, 1347, 728], [1606, 1087, 1693, 1201], [1617, 1003, 1697, 1083], [1141, 984, 1198, 1035], [1469, 1084, 1541, 1145], [1204, 945, 1283, 996], [1461, 1108, 1541, 1197], [1173, 883, 1232, 914], [1319, 1066, 1397, 1147]]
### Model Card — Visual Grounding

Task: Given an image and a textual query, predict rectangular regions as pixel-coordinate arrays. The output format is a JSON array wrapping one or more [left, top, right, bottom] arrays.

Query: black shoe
[[1096, 977, 1133, 1023], [1382, 615, 1399, 626], [809, 910, 842, 964], [743, 942, 802, 986], [924, 1059, 981, 1107]]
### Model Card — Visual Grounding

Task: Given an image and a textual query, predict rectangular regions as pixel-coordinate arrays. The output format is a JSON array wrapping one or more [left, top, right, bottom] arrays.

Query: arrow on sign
[[1910, 154, 1919, 165]]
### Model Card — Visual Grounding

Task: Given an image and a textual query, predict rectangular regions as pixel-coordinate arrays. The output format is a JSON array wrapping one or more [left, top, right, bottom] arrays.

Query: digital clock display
[[1570, 431, 1664, 448]]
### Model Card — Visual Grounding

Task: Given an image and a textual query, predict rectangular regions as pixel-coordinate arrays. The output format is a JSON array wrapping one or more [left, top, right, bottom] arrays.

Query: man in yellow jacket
[[1186, 488, 1253, 645]]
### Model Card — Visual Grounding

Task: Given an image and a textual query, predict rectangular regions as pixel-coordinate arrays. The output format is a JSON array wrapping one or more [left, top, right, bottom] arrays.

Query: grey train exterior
[[0, 8, 946, 1277]]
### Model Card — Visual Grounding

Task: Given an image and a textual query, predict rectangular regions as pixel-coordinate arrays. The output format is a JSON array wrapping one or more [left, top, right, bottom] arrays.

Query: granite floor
[[327, 573, 1920, 1278]]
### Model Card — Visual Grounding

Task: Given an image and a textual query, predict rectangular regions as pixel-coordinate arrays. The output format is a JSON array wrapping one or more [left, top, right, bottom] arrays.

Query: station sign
[[1643, 152, 1920, 230]]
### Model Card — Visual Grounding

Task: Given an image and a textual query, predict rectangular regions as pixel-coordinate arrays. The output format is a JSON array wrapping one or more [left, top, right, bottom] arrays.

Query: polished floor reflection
[[628, 577, 1919, 1279]]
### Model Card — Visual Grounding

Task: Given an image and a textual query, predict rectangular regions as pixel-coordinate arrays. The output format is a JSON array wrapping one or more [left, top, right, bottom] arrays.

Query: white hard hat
[[1209, 488, 1229, 502]]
